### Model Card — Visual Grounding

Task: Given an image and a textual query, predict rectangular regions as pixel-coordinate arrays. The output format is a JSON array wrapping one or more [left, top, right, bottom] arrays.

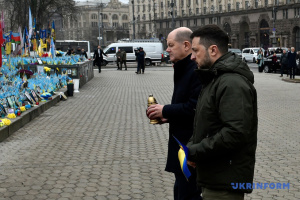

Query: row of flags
[[0, 7, 56, 63]]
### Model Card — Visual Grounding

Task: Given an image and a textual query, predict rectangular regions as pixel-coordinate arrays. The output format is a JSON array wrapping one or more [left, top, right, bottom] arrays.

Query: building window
[[161, 12, 164, 18], [228, 4, 231, 12], [217, 17, 221, 24], [196, 8, 199, 14], [122, 23, 128, 28], [143, 5, 145, 12], [255, 0, 258, 8], [245, 1, 249, 9], [187, 20, 190, 27], [180, 20, 183, 26], [91, 14, 97, 19], [168, 1, 170, 7], [236, 2, 239, 11], [275, 0, 279, 5], [196, 0, 199, 5], [138, 5, 140, 12], [149, 14, 151, 20], [265, 0, 268, 6], [112, 14, 118, 20], [201, 18, 205, 25], [174, 0, 177, 6], [103, 14, 108, 20], [204, 7, 206, 14], [219, 5, 222, 12], [209, 17, 212, 24], [194, 19, 197, 26], [160, 22, 162, 28], [181, 0, 184, 7], [286, 0, 291, 3], [166, 21, 169, 28], [91, 22, 98, 27], [122, 15, 128, 20], [112, 22, 118, 27], [175, 10, 177, 17], [161, 2, 163, 8], [182, 10, 184, 16]]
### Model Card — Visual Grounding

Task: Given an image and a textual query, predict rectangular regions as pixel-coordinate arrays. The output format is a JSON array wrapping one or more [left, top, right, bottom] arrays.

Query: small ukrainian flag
[[173, 136, 191, 180]]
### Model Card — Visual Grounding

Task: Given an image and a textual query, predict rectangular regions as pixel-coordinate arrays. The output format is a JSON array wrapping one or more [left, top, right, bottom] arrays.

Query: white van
[[102, 41, 164, 66], [242, 47, 264, 63]]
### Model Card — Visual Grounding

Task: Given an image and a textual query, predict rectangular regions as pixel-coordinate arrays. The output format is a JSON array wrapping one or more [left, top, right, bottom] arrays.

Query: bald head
[[169, 27, 193, 43], [166, 27, 193, 63]]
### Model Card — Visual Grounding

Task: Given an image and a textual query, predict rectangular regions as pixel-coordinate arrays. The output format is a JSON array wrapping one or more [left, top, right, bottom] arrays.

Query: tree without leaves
[[4, 0, 78, 31]]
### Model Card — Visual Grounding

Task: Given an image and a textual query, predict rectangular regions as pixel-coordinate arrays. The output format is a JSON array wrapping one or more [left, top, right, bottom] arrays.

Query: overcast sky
[[75, 0, 129, 4]]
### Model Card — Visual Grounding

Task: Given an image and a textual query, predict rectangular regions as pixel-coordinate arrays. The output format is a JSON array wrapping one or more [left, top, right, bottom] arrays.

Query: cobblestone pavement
[[0, 65, 300, 200]]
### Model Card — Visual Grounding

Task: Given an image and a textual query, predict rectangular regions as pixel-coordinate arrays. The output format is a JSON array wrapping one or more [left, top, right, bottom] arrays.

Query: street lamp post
[[272, 7, 278, 47], [132, 0, 135, 39], [98, 9, 101, 46], [171, 0, 175, 29]]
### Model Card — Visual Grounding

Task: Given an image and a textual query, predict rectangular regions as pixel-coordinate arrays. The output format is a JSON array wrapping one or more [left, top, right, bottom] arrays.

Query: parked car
[[263, 54, 300, 74], [162, 51, 170, 63], [229, 48, 242, 59], [242, 47, 264, 63]]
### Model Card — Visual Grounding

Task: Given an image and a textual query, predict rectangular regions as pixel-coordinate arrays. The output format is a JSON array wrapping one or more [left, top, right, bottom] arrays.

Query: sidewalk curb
[[0, 88, 68, 142], [282, 78, 300, 83]]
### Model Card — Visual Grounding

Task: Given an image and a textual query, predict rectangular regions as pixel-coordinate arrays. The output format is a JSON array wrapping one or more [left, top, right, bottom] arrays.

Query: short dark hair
[[190, 25, 229, 54]]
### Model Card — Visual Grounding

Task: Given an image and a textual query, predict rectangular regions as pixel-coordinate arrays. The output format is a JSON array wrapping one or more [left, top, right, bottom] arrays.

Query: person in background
[[81, 49, 88, 59], [188, 25, 257, 200], [147, 27, 202, 200], [116, 49, 123, 70], [76, 46, 81, 55], [135, 47, 146, 74], [280, 49, 289, 77], [121, 48, 127, 70], [257, 50, 264, 73], [93, 45, 107, 73], [288, 47, 297, 79], [271, 53, 277, 72]]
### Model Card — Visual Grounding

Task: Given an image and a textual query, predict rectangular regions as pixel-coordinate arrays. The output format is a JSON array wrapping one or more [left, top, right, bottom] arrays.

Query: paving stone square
[[0, 65, 299, 199]]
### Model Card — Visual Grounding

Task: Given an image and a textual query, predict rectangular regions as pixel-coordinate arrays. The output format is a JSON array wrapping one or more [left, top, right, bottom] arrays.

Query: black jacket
[[280, 52, 288, 65], [162, 54, 202, 174], [187, 52, 257, 193], [94, 49, 107, 65]]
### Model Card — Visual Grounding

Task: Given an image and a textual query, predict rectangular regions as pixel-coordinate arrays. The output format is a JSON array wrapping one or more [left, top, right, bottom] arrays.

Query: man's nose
[[191, 53, 196, 60]]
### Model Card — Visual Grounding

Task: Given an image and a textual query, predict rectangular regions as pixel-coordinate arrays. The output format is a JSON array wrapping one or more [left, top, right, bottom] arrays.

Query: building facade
[[62, 0, 130, 50], [129, 0, 300, 50]]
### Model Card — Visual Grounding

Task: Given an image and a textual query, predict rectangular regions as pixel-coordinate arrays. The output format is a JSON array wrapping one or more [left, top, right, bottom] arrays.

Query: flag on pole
[[11, 32, 21, 44], [50, 37, 55, 58], [28, 7, 32, 48], [5, 32, 11, 55], [0, 22, 4, 67], [51, 20, 55, 42]]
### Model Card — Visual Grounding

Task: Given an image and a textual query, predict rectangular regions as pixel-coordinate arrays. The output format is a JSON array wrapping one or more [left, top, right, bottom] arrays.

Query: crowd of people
[[256, 47, 300, 79]]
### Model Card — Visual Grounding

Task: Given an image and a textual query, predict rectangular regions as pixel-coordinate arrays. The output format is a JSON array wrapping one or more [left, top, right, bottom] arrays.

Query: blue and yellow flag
[[173, 136, 191, 180]]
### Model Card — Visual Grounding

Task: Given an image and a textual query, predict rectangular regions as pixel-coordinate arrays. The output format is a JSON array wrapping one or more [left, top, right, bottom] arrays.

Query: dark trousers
[[96, 60, 102, 73], [281, 64, 287, 76], [121, 61, 127, 70], [174, 171, 202, 200], [202, 187, 244, 200], [137, 61, 145, 73], [289, 66, 296, 79], [117, 60, 122, 69]]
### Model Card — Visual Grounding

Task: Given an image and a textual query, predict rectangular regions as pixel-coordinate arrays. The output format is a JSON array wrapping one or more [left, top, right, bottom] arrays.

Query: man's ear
[[209, 45, 218, 57], [184, 41, 191, 51]]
